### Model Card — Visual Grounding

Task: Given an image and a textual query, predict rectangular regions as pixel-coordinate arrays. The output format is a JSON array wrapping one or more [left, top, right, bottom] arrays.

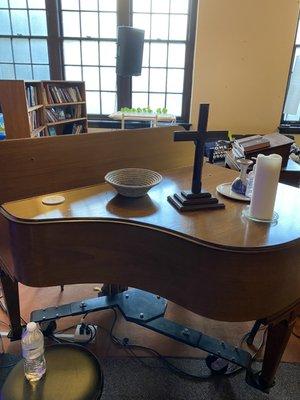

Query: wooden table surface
[[2, 163, 299, 251]]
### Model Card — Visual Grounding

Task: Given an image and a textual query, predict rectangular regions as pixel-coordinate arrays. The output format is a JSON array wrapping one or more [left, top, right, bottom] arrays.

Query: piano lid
[[1, 164, 299, 250]]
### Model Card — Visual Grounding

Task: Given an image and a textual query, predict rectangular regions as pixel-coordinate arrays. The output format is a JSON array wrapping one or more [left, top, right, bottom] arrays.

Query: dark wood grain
[[0, 126, 187, 204], [260, 315, 296, 386], [1, 163, 299, 322], [0, 80, 32, 139], [0, 268, 22, 339], [3, 217, 299, 323], [2, 164, 299, 250]]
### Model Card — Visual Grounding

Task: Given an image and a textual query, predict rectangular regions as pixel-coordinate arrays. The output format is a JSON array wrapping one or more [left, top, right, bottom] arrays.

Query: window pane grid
[[61, 0, 117, 39], [63, 38, 117, 114], [132, 11, 188, 15], [61, 9, 117, 13], [0, 0, 48, 79], [1, 1, 194, 119], [0, 2, 47, 36], [61, 1, 116, 12], [61, 1, 118, 115], [0, 36, 49, 79], [283, 46, 300, 122], [0, 6, 45, 9], [132, 0, 188, 116]]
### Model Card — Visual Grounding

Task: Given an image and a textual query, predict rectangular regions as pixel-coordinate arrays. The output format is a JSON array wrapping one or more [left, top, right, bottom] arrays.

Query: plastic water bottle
[[22, 322, 46, 382]]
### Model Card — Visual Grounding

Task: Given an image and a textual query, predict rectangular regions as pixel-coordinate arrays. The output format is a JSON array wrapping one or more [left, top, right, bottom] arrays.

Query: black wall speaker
[[117, 26, 145, 77]]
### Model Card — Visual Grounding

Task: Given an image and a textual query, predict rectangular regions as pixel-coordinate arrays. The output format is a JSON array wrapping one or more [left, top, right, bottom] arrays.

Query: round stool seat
[[1, 344, 103, 400]]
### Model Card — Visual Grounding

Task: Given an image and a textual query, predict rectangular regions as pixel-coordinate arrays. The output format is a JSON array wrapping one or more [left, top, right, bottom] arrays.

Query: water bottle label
[[22, 347, 44, 360]]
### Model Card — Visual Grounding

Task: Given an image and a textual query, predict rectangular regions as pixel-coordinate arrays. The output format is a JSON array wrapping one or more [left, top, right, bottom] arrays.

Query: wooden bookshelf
[[45, 101, 86, 108], [0, 80, 88, 139], [32, 125, 47, 137], [47, 117, 87, 127], [28, 105, 44, 112], [41, 80, 87, 136]]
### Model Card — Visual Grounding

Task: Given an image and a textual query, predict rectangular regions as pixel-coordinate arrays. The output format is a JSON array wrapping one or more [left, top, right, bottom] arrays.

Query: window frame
[[1, 0, 198, 122], [281, 13, 300, 131], [0, 0, 51, 80]]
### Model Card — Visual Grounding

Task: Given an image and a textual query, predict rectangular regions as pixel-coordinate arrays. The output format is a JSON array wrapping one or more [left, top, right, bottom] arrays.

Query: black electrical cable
[[0, 362, 18, 369], [0, 320, 10, 328], [291, 317, 300, 339], [48, 309, 268, 381], [292, 330, 300, 339], [54, 324, 78, 334], [91, 309, 267, 381]]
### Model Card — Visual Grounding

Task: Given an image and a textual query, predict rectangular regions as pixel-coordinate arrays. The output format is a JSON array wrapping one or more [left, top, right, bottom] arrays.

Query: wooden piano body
[[0, 126, 299, 391]]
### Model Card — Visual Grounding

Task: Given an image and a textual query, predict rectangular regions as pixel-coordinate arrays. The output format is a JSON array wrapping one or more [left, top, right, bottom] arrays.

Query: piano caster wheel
[[205, 354, 229, 375], [60, 285, 64, 292]]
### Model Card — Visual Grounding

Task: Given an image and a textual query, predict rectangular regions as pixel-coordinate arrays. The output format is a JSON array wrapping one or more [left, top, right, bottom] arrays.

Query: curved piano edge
[[1, 208, 300, 253], [5, 216, 300, 323]]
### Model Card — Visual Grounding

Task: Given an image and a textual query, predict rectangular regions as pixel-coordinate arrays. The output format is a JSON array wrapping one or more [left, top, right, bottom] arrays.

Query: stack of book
[[26, 86, 38, 107], [72, 123, 83, 134], [28, 110, 40, 130], [232, 135, 270, 158], [45, 108, 65, 123], [73, 105, 82, 118], [229, 133, 294, 167], [45, 105, 82, 123], [45, 85, 82, 104]]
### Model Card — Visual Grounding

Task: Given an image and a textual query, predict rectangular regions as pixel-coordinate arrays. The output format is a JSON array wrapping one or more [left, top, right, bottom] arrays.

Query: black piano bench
[[1, 344, 103, 400]]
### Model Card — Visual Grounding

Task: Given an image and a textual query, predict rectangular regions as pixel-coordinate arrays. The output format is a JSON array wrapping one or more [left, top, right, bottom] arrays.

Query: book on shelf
[[64, 122, 84, 134], [45, 85, 83, 104], [31, 129, 46, 138], [48, 127, 56, 136], [72, 123, 83, 134], [48, 122, 83, 136], [26, 85, 38, 107], [29, 110, 40, 130], [45, 105, 83, 123]]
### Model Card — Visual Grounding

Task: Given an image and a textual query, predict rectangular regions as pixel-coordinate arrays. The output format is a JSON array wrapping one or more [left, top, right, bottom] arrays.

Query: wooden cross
[[167, 103, 225, 211], [174, 103, 209, 195]]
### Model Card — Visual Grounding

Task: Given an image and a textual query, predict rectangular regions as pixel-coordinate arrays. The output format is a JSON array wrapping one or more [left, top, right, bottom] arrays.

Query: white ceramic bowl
[[105, 168, 162, 198]]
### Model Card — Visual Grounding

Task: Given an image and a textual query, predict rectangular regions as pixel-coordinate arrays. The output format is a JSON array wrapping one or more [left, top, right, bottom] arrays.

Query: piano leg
[[0, 270, 22, 340], [247, 312, 296, 392], [260, 316, 296, 388]]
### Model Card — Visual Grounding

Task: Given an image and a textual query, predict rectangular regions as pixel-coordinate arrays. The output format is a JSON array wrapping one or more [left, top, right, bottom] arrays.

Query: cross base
[[167, 190, 225, 212], [181, 190, 211, 199]]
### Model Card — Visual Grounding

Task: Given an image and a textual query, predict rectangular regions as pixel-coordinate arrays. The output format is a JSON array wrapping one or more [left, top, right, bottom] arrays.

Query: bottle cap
[[26, 322, 37, 332]]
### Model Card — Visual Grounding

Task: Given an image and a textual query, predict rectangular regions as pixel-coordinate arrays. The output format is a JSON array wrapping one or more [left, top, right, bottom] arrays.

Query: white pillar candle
[[249, 154, 282, 220]]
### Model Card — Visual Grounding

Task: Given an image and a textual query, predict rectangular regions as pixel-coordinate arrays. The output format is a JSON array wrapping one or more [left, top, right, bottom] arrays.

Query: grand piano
[[0, 126, 299, 392]]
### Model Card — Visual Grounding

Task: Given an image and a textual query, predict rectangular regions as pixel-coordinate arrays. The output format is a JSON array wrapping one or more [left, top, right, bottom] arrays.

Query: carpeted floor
[[1, 356, 299, 399], [100, 358, 300, 400]]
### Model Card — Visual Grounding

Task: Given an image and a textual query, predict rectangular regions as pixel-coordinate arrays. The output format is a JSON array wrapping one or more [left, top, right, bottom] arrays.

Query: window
[[0, 0, 197, 120], [132, 0, 190, 117], [61, 0, 117, 115], [0, 0, 50, 80], [282, 19, 300, 124]]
